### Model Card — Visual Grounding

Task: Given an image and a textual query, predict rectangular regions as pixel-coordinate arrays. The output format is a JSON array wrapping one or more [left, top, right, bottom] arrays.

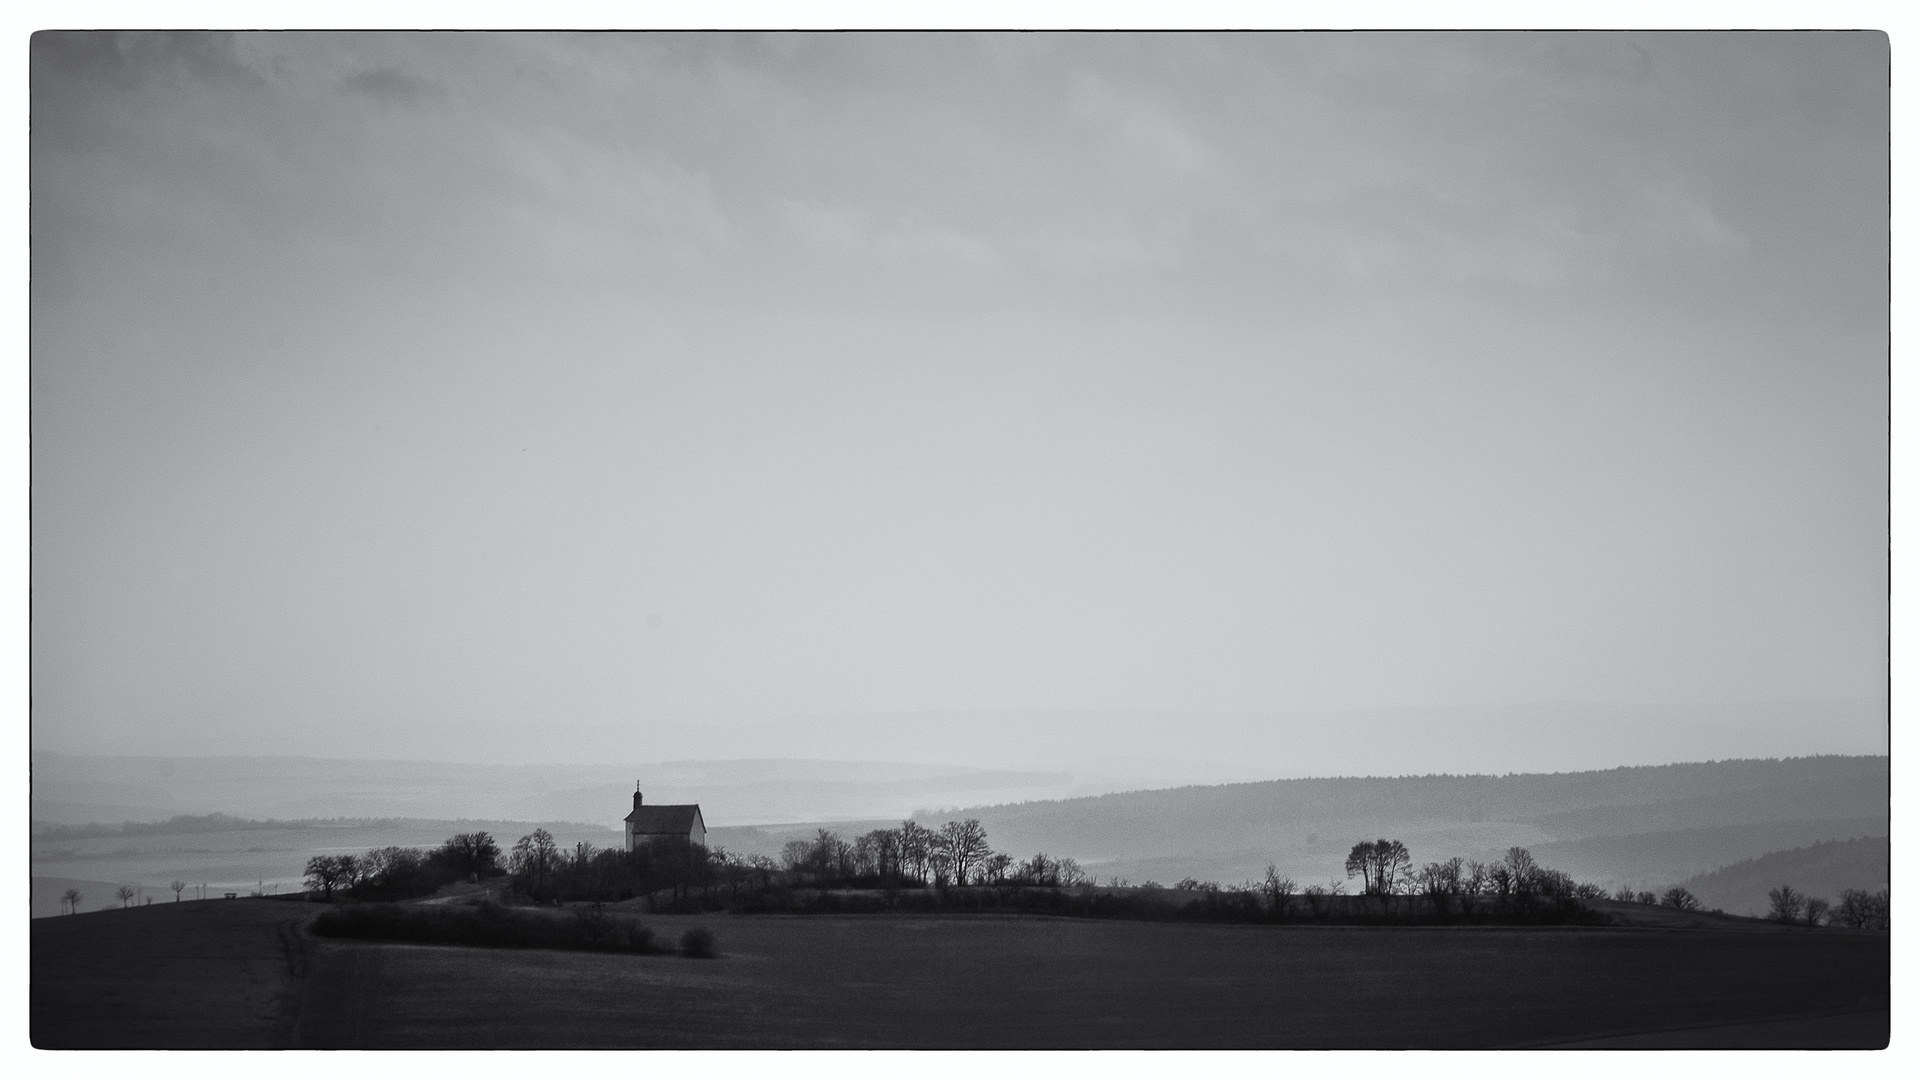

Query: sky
[[30, 32, 1889, 767]]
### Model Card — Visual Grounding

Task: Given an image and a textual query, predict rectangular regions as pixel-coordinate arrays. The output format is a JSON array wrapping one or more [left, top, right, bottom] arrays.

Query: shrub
[[311, 901, 659, 954], [1661, 887, 1700, 911], [680, 925, 717, 958]]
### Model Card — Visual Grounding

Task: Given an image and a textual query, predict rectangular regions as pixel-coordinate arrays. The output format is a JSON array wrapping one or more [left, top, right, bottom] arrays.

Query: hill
[[1676, 836, 1890, 917], [704, 755, 1889, 891]]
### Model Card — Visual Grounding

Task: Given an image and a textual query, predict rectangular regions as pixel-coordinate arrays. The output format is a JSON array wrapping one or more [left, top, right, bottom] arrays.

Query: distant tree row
[[1320, 842, 1610, 920], [1767, 885, 1889, 929], [489, 818, 1090, 908], [758, 821, 1084, 889], [293, 819, 1891, 936]]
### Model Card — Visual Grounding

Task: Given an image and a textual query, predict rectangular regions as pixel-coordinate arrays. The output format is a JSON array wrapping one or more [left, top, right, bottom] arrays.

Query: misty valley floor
[[33, 900, 1888, 1049]]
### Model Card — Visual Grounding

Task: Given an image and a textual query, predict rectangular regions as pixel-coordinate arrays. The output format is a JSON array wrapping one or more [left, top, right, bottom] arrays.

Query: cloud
[[1068, 71, 1215, 179], [342, 66, 438, 107], [782, 200, 995, 267]]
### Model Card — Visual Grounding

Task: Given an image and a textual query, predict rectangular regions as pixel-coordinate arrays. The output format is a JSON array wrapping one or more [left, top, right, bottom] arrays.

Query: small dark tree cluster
[[1835, 888, 1890, 930], [304, 831, 505, 902], [1331, 843, 1603, 923], [1769, 884, 1870, 928], [1345, 839, 1411, 899], [764, 819, 1080, 890]]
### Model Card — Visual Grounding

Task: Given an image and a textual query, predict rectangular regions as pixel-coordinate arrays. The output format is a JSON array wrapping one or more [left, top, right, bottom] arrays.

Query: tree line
[[504, 819, 1089, 906], [292, 821, 1890, 933], [1767, 885, 1890, 929], [1322, 839, 1611, 921], [762, 821, 1087, 888]]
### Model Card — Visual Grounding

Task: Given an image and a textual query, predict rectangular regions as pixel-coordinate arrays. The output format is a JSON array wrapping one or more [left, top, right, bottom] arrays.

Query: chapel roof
[[625, 804, 703, 833]]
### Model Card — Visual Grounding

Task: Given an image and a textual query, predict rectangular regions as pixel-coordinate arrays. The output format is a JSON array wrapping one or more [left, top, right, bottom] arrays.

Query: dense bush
[[1662, 887, 1702, 912], [311, 901, 659, 954], [680, 926, 717, 958], [727, 879, 1607, 927]]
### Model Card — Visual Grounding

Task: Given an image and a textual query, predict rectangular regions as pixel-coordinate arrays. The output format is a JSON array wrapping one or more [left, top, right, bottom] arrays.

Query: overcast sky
[[31, 32, 1888, 765]]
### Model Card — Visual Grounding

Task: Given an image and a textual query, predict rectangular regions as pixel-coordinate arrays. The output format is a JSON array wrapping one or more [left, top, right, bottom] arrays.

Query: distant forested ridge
[[32, 813, 346, 840], [1677, 836, 1890, 916]]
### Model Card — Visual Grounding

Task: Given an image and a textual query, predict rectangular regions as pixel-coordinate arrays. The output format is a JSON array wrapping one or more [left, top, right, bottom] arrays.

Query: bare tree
[[304, 854, 358, 901], [1836, 888, 1890, 930], [1457, 860, 1488, 915], [60, 888, 82, 915], [1019, 852, 1059, 885], [708, 848, 751, 900], [1485, 862, 1515, 906], [780, 838, 814, 874], [939, 819, 991, 885], [170, 880, 187, 902], [864, 828, 903, 883], [898, 821, 935, 885], [928, 845, 953, 887], [748, 853, 778, 890], [1767, 884, 1805, 923], [808, 829, 849, 879], [1502, 847, 1540, 901], [1803, 896, 1831, 928], [115, 886, 136, 908], [1262, 864, 1298, 918], [981, 852, 1012, 884], [1417, 857, 1464, 917], [1303, 879, 1345, 918], [510, 829, 560, 896], [850, 832, 877, 878]]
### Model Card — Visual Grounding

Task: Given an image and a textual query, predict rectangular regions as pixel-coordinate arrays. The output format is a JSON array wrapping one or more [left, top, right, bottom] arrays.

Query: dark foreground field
[[33, 899, 1888, 1048]]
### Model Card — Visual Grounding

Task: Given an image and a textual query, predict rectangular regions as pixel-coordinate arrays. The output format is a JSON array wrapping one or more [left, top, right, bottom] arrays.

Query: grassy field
[[33, 897, 1887, 1048], [31, 899, 310, 1048]]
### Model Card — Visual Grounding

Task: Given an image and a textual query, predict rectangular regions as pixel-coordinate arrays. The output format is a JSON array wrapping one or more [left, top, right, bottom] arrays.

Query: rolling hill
[[1675, 836, 1890, 916], [715, 755, 1887, 892]]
